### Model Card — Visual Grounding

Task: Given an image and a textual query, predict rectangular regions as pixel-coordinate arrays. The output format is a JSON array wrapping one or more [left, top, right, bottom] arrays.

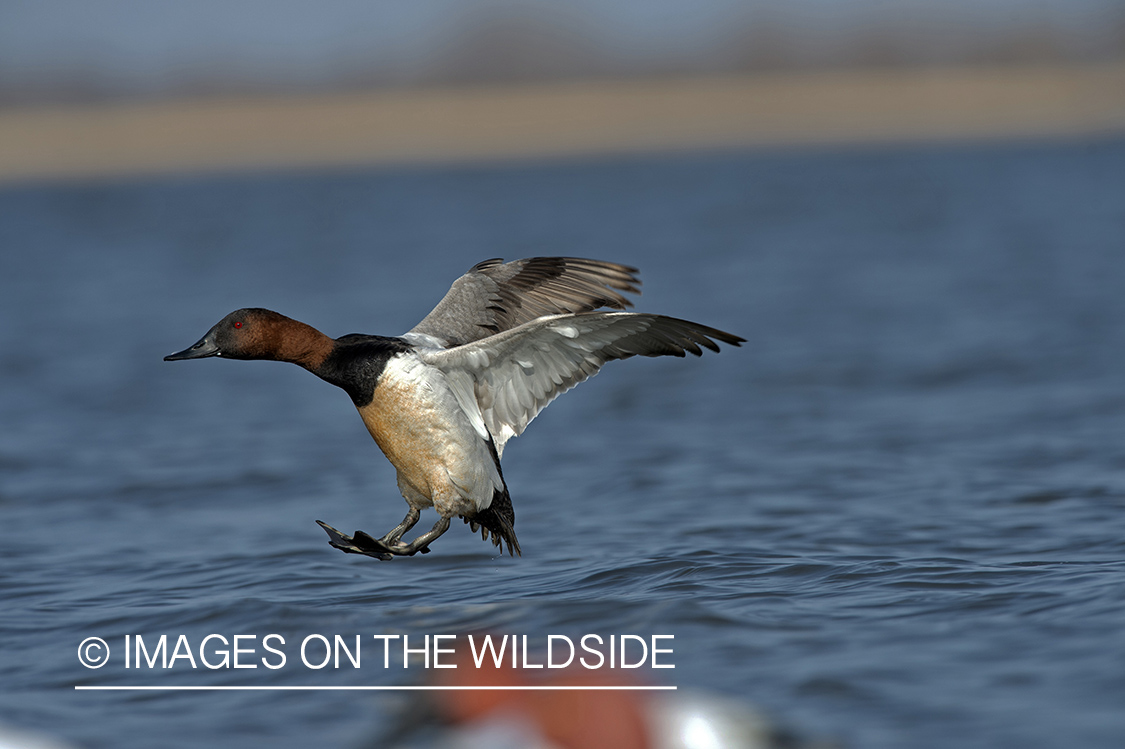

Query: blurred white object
[[0, 723, 78, 749], [648, 690, 782, 749]]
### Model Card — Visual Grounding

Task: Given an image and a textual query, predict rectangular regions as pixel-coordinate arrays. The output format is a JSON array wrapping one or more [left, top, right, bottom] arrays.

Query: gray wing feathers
[[422, 312, 743, 453], [408, 257, 641, 347]]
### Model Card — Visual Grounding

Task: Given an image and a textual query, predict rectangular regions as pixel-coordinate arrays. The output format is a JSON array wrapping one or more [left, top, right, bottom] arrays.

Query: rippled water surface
[[2, 140, 1124, 748]]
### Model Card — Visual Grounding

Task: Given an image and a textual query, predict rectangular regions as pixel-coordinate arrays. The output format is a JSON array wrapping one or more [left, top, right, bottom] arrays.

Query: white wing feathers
[[420, 312, 742, 456]]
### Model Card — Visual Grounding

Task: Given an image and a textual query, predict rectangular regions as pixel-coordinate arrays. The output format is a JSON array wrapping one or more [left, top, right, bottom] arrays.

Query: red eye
[[234, 321, 243, 329]]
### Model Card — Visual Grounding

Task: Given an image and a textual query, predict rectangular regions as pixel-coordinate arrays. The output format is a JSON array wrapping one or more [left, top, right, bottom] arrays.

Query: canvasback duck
[[165, 257, 743, 560]]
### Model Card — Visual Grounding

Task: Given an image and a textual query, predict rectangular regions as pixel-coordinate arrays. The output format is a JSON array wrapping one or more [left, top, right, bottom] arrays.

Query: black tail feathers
[[462, 486, 521, 557]]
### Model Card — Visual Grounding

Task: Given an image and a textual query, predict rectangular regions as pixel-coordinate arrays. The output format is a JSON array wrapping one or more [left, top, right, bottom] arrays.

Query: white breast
[[357, 353, 503, 516]]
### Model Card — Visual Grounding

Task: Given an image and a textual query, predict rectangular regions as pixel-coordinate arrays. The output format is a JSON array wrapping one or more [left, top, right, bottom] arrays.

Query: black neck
[[313, 335, 413, 407]]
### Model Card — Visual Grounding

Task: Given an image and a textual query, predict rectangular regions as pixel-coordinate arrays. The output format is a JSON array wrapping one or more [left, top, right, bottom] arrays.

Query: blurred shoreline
[[1, 61, 1124, 184]]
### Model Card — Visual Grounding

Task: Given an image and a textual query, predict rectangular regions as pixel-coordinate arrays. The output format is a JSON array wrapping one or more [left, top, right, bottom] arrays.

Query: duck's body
[[347, 348, 512, 544], [166, 257, 742, 560]]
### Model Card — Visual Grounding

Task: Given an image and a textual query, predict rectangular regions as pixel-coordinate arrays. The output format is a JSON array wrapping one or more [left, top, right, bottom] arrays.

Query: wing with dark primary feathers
[[406, 257, 641, 348]]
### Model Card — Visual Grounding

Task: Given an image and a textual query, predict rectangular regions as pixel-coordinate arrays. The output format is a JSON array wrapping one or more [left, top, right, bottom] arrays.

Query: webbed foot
[[316, 519, 436, 560], [316, 520, 394, 560]]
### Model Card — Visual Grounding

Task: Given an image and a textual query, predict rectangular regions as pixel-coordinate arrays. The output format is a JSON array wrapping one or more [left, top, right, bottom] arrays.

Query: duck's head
[[164, 308, 291, 362]]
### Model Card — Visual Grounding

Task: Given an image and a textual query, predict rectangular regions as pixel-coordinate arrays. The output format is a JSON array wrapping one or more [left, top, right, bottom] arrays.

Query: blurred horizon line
[[1, 60, 1124, 185]]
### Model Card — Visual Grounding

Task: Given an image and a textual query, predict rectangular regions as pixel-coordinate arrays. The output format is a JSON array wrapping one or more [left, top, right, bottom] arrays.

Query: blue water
[[1, 140, 1124, 748]]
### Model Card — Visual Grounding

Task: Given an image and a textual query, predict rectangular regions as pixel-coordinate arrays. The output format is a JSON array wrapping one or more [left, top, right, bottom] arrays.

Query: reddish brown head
[[164, 308, 332, 370]]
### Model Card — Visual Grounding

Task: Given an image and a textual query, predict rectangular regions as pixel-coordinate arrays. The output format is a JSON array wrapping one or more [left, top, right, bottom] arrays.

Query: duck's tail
[[464, 485, 521, 557]]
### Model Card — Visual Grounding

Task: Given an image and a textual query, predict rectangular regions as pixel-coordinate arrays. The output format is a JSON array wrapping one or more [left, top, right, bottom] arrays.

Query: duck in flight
[[165, 257, 743, 560]]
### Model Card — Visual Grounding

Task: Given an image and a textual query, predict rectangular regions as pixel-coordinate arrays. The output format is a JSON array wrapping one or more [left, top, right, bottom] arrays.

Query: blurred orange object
[[433, 642, 651, 749]]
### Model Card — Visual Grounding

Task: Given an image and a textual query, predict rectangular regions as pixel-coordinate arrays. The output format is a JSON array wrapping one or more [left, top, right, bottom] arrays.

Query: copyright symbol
[[78, 637, 110, 669]]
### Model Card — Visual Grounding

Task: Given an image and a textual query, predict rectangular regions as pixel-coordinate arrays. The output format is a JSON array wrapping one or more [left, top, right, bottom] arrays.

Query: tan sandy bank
[[1, 62, 1124, 184]]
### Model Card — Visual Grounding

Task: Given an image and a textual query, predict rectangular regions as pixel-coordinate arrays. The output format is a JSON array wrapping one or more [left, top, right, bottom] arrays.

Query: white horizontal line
[[75, 685, 676, 691]]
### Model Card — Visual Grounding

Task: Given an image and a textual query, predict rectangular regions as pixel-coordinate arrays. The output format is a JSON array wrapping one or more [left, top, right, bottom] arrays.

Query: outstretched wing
[[420, 312, 744, 455], [406, 257, 641, 348]]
